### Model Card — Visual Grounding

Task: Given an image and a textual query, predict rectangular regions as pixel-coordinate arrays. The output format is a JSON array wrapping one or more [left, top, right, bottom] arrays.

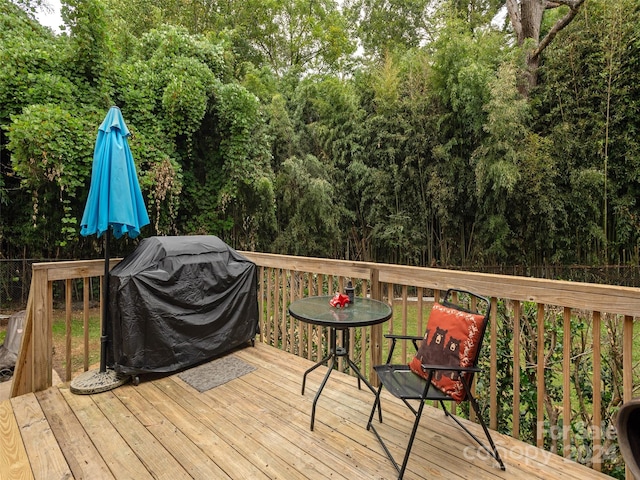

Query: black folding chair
[[366, 289, 506, 479]]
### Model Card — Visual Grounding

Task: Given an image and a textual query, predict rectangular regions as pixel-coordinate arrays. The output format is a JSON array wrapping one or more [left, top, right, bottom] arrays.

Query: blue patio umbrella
[[75, 106, 149, 390], [80, 106, 149, 241]]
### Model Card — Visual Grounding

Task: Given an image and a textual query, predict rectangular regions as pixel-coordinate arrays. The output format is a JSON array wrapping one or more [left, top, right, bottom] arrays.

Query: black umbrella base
[[70, 368, 129, 395]]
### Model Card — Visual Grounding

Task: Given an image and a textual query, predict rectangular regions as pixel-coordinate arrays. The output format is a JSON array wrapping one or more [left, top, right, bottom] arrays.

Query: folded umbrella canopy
[[72, 106, 150, 394], [80, 106, 149, 240]]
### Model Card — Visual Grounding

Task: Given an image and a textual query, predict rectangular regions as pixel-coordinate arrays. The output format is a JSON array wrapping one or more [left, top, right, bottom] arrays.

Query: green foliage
[[264, 93, 296, 166], [473, 59, 560, 263], [274, 154, 340, 256], [447, 0, 505, 28], [215, 81, 276, 249], [431, 19, 504, 146], [344, 0, 434, 57], [108, 24, 275, 246], [62, 0, 112, 97], [0, 3, 72, 122], [233, 0, 355, 75], [103, 0, 355, 76], [265, 74, 365, 257], [6, 0, 45, 15], [161, 57, 212, 137], [103, 0, 167, 41], [138, 25, 227, 76], [6, 104, 97, 253], [1, 4, 279, 257], [533, 0, 640, 264]]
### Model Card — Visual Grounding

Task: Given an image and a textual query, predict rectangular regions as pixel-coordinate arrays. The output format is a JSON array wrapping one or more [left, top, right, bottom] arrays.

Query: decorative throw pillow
[[408, 302, 487, 402]]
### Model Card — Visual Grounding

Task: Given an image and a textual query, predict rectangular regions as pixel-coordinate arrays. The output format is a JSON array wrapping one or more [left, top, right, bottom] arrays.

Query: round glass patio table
[[288, 295, 392, 430]]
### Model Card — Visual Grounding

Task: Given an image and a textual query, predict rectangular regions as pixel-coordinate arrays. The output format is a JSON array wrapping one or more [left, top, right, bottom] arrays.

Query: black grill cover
[[107, 235, 259, 375]]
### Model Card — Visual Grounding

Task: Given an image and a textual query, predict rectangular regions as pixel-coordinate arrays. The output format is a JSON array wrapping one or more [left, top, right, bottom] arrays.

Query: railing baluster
[[592, 310, 602, 472], [266, 267, 273, 347], [258, 266, 265, 344], [307, 273, 313, 360], [83, 277, 90, 372], [360, 279, 369, 376], [536, 303, 545, 448], [623, 308, 634, 480], [513, 300, 521, 440], [489, 297, 498, 430], [416, 287, 424, 336], [401, 285, 408, 363], [274, 268, 280, 349], [623, 315, 634, 402], [563, 307, 572, 458], [65, 279, 72, 382], [286, 270, 294, 354]]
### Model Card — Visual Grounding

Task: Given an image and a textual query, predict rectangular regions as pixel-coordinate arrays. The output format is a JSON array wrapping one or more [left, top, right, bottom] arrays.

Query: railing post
[[32, 267, 53, 391], [369, 267, 382, 387]]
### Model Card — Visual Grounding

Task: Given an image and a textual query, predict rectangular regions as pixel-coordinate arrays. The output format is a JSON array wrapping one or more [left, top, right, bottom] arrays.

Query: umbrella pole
[[100, 229, 110, 373], [70, 227, 127, 394]]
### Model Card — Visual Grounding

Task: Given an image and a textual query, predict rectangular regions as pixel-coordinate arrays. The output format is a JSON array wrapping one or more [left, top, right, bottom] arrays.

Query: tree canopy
[[1, 0, 640, 274]]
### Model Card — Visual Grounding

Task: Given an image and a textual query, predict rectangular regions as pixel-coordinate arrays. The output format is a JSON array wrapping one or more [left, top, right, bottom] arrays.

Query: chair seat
[[374, 364, 450, 402]]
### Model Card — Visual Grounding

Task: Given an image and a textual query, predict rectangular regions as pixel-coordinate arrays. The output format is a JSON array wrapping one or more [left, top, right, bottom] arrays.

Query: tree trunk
[[506, 0, 586, 96], [520, 0, 544, 91]]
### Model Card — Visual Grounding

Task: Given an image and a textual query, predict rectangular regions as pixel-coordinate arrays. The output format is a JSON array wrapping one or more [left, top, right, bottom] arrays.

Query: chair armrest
[[383, 334, 423, 363], [384, 334, 423, 340]]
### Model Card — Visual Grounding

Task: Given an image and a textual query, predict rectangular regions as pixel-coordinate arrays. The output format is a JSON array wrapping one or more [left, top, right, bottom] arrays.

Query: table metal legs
[[302, 327, 379, 430]]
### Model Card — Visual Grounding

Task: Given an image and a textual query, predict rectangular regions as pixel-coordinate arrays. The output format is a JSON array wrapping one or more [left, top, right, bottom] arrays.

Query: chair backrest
[[440, 288, 491, 367], [409, 289, 491, 402]]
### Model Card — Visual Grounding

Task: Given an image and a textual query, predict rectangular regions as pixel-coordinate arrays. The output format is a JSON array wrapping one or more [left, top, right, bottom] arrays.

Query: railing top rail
[[377, 263, 640, 315], [33, 258, 122, 281], [242, 252, 640, 316], [32, 252, 640, 316], [242, 252, 374, 279]]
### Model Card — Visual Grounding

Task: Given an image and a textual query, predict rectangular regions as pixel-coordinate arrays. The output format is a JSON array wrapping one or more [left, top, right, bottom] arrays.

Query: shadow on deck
[[1, 342, 613, 479]]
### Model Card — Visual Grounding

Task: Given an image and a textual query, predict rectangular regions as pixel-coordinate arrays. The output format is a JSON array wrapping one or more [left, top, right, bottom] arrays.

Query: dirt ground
[[51, 307, 102, 380], [0, 308, 101, 382]]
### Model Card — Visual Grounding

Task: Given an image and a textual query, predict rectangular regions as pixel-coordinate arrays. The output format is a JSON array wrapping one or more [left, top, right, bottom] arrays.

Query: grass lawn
[[384, 299, 433, 364]]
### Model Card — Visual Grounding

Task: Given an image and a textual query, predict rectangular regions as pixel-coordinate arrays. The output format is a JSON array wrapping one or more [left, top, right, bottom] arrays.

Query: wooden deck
[[1, 342, 613, 480]]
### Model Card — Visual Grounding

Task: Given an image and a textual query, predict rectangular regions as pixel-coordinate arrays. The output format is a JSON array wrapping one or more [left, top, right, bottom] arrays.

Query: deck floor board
[[4, 342, 613, 480]]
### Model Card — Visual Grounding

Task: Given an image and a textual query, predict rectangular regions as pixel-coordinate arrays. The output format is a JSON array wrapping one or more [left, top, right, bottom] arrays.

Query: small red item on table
[[329, 293, 351, 308]]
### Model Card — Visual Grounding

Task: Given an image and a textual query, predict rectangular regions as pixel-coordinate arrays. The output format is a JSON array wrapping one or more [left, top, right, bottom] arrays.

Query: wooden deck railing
[[10, 252, 639, 478]]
